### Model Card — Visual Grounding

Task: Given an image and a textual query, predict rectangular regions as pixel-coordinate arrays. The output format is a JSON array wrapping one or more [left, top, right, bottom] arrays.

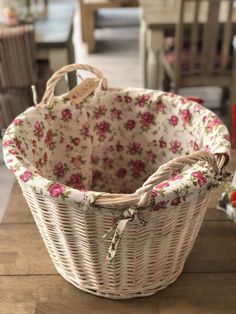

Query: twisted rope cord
[[95, 151, 226, 208], [103, 151, 226, 262], [135, 151, 218, 207]]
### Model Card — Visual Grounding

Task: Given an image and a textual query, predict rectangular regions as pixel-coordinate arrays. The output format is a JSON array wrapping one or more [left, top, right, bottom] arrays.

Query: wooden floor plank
[[0, 224, 55, 275], [2, 183, 33, 224], [185, 221, 236, 272], [0, 273, 236, 314], [0, 221, 235, 276]]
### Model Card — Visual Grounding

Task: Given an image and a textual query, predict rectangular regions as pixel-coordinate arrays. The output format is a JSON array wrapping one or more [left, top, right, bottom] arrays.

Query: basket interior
[[10, 89, 228, 194]]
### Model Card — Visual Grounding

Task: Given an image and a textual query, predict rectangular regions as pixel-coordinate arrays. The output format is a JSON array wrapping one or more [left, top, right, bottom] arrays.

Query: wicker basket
[[3, 64, 231, 299]]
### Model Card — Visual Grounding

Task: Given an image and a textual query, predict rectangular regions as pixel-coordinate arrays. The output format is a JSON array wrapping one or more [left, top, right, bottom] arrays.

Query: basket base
[[57, 268, 184, 300]]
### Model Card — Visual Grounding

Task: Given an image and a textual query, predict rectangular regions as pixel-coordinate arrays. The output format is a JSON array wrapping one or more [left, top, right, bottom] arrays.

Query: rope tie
[[103, 207, 146, 263], [102, 153, 230, 263]]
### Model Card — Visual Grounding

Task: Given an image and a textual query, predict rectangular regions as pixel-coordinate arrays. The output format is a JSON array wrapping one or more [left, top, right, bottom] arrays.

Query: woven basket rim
[[3, 90, 230, 208]]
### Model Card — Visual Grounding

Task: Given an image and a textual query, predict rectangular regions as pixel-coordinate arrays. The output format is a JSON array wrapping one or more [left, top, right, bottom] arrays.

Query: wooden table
[[0, 152, 236, 313], [35, 0, 76, 93], [80, 0, 139, 53], [139, 0, 236, 90]]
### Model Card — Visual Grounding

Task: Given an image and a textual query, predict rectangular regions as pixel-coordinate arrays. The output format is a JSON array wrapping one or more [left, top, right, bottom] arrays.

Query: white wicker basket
[[3, 64, 230, 299]]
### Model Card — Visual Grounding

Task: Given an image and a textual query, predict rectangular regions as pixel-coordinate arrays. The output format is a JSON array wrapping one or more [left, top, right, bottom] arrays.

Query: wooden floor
[[0, 152, 236, 313]]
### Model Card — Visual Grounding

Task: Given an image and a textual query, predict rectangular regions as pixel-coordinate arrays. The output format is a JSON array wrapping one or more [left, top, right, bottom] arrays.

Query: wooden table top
[[35, 0, 74, 48], [82, 0, 138, 9], [139, 0, 236, 29], [0, 151, 236, 313]]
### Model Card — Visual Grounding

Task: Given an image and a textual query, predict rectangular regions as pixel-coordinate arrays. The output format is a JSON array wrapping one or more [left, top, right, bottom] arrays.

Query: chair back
[[0, 25, 37, 128], [0, 24, 37, 89], [174, 0, 235, 90]]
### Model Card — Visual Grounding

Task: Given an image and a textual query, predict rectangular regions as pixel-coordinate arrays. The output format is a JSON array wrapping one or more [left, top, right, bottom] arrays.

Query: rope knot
[[103, 207, 146, 263]]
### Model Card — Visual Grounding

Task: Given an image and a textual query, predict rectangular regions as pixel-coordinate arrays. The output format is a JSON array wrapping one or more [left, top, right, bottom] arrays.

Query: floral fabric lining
[[3, 88, 230, 205]]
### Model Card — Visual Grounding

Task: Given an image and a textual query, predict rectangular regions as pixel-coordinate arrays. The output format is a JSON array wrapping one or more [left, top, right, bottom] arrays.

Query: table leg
[[48, 46, 76, 94], [146, 28, 164, 90], [79, 2, 87, 42], [67, 31, 77, 89], [139, 19, 147, 88], [84, 8, 95, 54], [48, 48, 71, 94]]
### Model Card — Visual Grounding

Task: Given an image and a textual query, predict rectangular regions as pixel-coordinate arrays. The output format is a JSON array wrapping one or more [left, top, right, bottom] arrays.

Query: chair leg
[[79, 4, 87, 43], [163, 71, 171, 92], [0, 95, 7, 129], [220, 87, 229, 116], [230, 79, 236, 106], [146, 29, 164, 90], [139, 19, 147, 88], [84, 8, 96, 54]]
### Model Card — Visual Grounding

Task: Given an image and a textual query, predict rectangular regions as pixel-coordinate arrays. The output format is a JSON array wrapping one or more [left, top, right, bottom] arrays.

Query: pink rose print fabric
[[20, 170, 32, 182], [48, 183, 66, 197], [3, 87, 230, 210], [151, 162, 217, 212]]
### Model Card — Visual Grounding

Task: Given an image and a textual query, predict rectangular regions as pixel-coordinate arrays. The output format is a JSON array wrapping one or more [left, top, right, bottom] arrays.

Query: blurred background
[[0, 0, 236, 217]]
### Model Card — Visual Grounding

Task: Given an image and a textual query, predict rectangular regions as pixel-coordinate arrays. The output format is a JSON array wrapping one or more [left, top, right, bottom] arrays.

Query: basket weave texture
[[3, 64, 231, 299]]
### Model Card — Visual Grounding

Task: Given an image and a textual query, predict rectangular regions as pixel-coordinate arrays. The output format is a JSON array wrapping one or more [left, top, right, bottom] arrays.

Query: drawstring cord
[[103, 207, 146, 263]]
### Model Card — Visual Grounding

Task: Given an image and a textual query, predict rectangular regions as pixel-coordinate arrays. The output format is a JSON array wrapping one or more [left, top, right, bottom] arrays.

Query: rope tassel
[[103, 207, 146, 263]]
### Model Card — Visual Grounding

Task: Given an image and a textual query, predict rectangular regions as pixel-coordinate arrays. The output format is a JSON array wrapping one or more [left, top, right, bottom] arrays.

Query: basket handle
[[103, 151, 229, 262], [135, 151, 227, 207], [96, 151, 228, 208], [39, 63, 108, 108]]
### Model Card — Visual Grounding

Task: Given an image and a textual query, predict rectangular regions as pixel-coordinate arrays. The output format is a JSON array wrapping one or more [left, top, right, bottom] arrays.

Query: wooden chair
[[79, 0, 139, 53], [0, 25, 37, 127], [0, 25, 49, 128], [162, 0, 236, 114]]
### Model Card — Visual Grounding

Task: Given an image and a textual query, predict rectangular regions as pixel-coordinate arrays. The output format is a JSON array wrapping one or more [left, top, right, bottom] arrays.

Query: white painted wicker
[[3, 64, 230, 299]]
